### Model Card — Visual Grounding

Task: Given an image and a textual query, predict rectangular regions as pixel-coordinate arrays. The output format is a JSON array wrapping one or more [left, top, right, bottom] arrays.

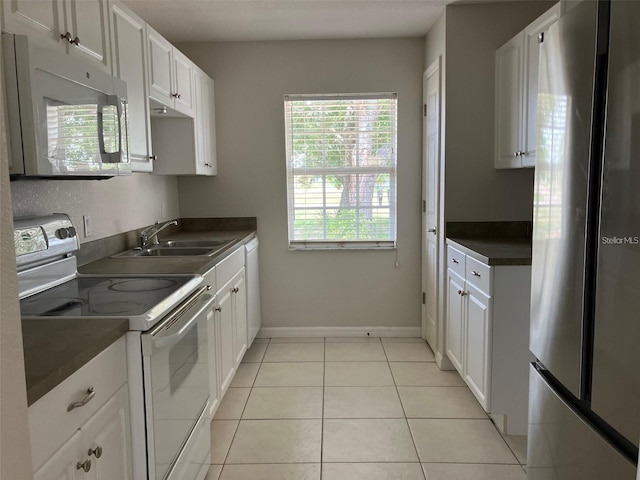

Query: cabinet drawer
[[216, 246, 244, 290], [29, 336, 127, 471], [465, 256, 492, 295], [447, 246, 466, 278]]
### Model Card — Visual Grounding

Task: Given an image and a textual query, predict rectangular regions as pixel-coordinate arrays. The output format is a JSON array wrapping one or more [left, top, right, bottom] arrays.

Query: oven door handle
[[147, 291, 216, 352]]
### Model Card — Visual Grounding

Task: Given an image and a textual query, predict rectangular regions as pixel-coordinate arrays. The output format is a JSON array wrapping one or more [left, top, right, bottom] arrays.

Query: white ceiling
[[122, 0, 453, 43]]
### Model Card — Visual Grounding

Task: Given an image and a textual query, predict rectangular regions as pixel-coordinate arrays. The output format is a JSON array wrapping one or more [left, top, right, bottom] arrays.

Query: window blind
[[284, 93, 398, 249]]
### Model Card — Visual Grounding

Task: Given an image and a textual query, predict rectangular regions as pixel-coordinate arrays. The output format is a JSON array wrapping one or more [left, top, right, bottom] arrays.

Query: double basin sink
[[112, 239, 238, 258]]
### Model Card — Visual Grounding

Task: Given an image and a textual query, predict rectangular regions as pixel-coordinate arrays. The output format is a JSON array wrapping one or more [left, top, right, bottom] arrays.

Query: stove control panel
[[14, 214, 80, 270]]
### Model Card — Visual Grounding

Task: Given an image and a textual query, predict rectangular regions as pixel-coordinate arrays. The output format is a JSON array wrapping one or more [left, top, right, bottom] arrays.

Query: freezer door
[[530, 0, 598, 397], [591, 0, 640, 449], [528, 366, 635, 480]]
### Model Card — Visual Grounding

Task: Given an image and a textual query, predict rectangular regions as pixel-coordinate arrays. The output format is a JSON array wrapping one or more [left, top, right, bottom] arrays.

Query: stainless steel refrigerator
[[529, 0, 640, 478]]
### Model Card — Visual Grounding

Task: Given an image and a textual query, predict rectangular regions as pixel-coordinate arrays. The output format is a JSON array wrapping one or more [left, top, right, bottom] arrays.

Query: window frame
[[284, 92, 398, 250]]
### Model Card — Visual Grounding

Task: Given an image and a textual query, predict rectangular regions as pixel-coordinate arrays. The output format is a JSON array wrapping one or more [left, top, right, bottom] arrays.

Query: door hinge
[[422, 200, 426, 213], [423, 104, 427, 117], [422, 292, 426, 304]]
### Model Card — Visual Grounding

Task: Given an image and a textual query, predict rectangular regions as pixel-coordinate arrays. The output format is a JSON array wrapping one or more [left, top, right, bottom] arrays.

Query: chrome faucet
[[140, 220, 178, 249]]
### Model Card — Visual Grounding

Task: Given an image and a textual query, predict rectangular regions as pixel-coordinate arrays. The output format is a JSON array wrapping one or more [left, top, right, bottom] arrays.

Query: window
[[284, 93, 398, 249]]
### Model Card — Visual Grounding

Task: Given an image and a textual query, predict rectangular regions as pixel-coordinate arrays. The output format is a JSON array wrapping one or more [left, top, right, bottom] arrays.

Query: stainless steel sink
[[157, 239, 235, 248], [113, 247, 219, 258]]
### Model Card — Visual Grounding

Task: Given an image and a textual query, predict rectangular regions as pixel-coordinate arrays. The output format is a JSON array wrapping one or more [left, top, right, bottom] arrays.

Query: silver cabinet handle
[[76, 459, 91, 472], [452, 258, 459, 264], [88, 446, 103, 459], [428, 228, 436, 234], [67, 387, 95, 412], [471, 271, 481, 277]]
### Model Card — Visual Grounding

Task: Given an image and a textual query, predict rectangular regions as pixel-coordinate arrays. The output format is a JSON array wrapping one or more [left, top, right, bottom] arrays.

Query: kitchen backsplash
[[11, 173, 180, 243]]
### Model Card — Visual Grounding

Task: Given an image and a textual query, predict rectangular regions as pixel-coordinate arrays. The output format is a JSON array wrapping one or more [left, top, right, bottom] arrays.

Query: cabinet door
[[217, 289, 235, 394], [110, 2, 152, 171], [80, 386, 132, 480], [495, 32, 524, 169], [464, 284, 492, 411], [33, 431, 86, 480], [2, 0, 64, 48], [446, 270, 465, 374], [232, 270, 247, 366], [521, 3, 562, 168], [173, 48, 194, 116], [194, 71, 216, 176], [65, 0, 110, 73], [207, 308, 221, 418], [147, 25, 174, 107]]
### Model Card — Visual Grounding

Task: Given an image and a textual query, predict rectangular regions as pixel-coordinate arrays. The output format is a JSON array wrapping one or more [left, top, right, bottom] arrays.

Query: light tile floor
[[207, 337, 527, 480]]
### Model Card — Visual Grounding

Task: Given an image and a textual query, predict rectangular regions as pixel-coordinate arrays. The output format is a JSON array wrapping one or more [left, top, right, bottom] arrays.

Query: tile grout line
[[320, 336, 326, 478], [381, 340, 428, 480], [219, 338, 271, 471]]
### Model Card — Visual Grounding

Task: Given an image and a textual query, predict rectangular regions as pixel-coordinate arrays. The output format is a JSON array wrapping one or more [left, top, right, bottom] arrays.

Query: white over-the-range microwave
[[2, 33, 131, 178]]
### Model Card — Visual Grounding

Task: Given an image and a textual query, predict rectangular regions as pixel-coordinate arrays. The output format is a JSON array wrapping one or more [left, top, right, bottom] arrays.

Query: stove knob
[[68, 226, 77, 237], [56, 228, 69, 239]]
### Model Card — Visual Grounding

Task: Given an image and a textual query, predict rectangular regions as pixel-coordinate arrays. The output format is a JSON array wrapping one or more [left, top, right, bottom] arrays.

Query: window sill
[[288, 242, 396, 251]]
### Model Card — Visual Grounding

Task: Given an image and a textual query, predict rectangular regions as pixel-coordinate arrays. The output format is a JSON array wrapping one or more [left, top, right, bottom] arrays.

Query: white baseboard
[[256, 326, 422, 339], [436, 351, 455, 371]]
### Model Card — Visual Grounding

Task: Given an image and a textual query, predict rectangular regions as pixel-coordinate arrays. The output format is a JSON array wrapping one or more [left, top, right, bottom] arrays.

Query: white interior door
[[422, 59, 441, 349]]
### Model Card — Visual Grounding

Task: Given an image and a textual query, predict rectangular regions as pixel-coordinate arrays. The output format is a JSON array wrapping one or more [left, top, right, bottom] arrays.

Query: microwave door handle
[[100, 95, 122, 163], [150, 293, 217, 351]]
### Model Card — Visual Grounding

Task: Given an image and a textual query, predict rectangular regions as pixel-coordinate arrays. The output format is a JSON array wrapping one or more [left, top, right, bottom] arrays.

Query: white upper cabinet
[[2, 0, 63, 46], [494, 3, 562, 169], [194, 66, 217, 175], [65, 0, 110, 72], [147, 25, 173, 107], [172, 49, 194, 115], [147, 25, 194, 117], [3, 0, 111, 73], [109, 1, 153, 171]]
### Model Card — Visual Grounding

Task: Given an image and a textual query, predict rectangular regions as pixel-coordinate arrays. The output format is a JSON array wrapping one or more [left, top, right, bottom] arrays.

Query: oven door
[[142, 287, 215, 480]]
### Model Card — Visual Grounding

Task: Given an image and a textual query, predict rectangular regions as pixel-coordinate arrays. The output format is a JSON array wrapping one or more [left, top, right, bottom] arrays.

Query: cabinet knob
[[428, 227, 437, 234], [471, 271, 481, 277], [215, 306, 222, 312], [76, 459, 92, 473], [177, 93, 182, 99], [67, 386, 95, 412], [204, 163, 212, 167], [88, 446, 103, 459], [150, 155, 158, 161], [232, 287, 239, 293], [538, 32, 545, 44], [452, 258, 459, 264], [71, 36, 80, 46], [457, 289, 462, 295], [513, 151, 520, 157], [60, 31, 72, 43], [171, 93, 179, 98]]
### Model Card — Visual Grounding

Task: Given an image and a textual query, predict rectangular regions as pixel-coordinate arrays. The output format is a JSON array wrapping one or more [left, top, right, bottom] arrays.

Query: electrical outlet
[[83, 215, 92, 237], [161, 202, 167, 219]]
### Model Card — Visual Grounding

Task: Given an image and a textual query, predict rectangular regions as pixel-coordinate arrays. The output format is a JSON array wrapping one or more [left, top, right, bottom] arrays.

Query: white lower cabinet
[[217, 287, 235, 395], [445, 244, 531, 435], [30, 338, 132, 479], [207, 246, 249, 417]]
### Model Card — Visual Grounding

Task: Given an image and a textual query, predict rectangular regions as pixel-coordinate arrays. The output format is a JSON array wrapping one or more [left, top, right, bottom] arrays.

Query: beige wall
[[177, 38, 425, 330], [444, 1, 555, 222], [11, 173, 180, 242], [425, 11, 446, 70], [0, 34, 33, 480]]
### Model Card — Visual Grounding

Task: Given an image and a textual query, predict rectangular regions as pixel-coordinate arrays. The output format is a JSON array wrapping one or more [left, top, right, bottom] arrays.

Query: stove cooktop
[[20, 274, 203, 331]]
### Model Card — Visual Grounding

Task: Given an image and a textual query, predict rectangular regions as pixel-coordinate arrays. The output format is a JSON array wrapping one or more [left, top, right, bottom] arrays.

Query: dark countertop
[[446, 237, 532, 266], [78, 230, 255, 276], [24, 228, 256, 406], [23, 318, 129, 406]]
